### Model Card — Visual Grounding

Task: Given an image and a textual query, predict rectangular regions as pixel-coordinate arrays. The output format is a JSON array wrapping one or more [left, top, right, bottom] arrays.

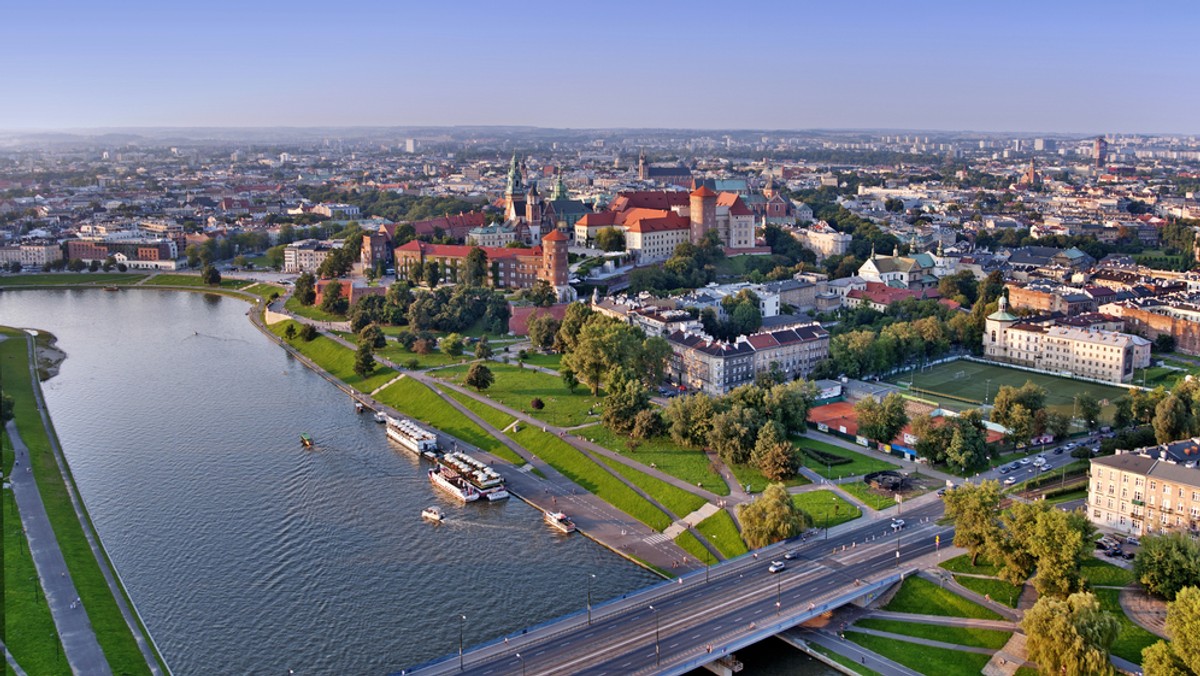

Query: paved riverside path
[[8, 421, 112, 676], [783, 628, 923, 676]]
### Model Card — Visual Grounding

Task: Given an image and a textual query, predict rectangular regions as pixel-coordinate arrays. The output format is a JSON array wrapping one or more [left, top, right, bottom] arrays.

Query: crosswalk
[[643, 532, 672, 545]]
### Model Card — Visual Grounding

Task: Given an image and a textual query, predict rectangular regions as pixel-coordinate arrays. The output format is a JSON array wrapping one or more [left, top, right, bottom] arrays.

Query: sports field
[[889, 360, 1130, 422]]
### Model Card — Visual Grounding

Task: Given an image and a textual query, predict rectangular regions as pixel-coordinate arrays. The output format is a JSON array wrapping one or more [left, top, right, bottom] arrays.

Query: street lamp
[[776, 578, 782, 615], [587, 573, 596, 625], [649, 605, 660, 666], [458, 614, 467, 671], [516, 653, 526, 676]]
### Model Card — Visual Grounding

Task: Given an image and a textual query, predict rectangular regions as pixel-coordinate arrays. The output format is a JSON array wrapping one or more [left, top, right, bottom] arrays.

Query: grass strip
[[142, 273, 249, 289], [792, 490, 862, 529], [845, 631, 993, 676], [0, 331, 154, 674], [939, 553, 1002, 576], [443, 390, 517, 432], [695, 509, 748, 559], [283, 295, 345, 322], [583, 425, 728, 496], [4, 487, 69, 675], [373, 377, 522, 465], [854, 617, 1011, 649], [1094, 587, 1158, 665], [952, 575, 1023, 608], [509, 426, 671, 531], [1081, 556, 1135, 587], [435, 362, 603, 428], [0, 273, 147, 287], [269, 320, 396, 392], [882, 575, 1003, 620], [798, 437, 899, 480], [673, 530, 716, 566], [838, 482, 897, 511], [595, 455, 707, 518], [728, 462, 809, 494], [806, 643, 883, 676]]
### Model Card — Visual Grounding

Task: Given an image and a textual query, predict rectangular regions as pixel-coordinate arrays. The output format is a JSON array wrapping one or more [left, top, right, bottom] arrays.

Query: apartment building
[[665, 323, 830, 395], [283, 239, 337, 274], [1090, 444, 1200, 537]]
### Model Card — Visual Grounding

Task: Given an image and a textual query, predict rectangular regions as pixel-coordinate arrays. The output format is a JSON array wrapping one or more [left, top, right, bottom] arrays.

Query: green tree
[[638, 336, 672, 387], [320, 281, 347, 315], [464, 247, 488, 286], [464, 363, 494, 391], [1154, 394, 1191, 443], [602, 372, 651, 435], [474, 336, 492, 360], [1113, 397, 1135, 430], [423, 260, 440, 288], [299, 323, 318, 341], [737, 483, 813, 548], [1134, 533, 1200, 600], [751, 421, 796, 481], [630, 409, 663, 440], [1021, 592, 1118, 676], [708, 405, 761, 465], [595, 227, 625, 252], [854, 392, 909, 444], [359, 323, 386, 349], [664, 393, 716, 447], [555, 302, 594, 353], [294, 271, 317, 306], [560, 365, 579, 393], [1143, 586, 1200, 675], [1077, 392, 1102, 430], [527, 314, 561, 351], [440, 333, 465, 357], [353, 342, 375, 378], [763, 380, 818, 435], [1142, 640, 1195, 676], [943, 481, 1002, 566], [201, 264, 221, 286], [525, 280, 558, 307], [284, 323, 297, 341]]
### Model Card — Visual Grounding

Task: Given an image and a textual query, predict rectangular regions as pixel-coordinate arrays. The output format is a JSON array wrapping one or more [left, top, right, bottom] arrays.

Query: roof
[[624, 211, 690, 234], [611, 191, 689, 212], [395, 240, 541, 260], [542, 229, 568, 242], [715, 192, 753, 216], [690, 186, 717, 198]]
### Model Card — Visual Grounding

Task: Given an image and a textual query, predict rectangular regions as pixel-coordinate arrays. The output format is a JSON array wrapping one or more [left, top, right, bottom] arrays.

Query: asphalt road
[[971, 436, 1099, 488], [407, 500, 952, 676]]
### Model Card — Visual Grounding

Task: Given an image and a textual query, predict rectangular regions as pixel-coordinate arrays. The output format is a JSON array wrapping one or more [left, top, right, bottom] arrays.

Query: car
[[999, 466, 1010, 475], [1004, 476, 1017, 486], [784, 551, 797, 560], [1122, 551, 1136, 560], [891, 518, 906, 531], [1033, 456, 1046, 467], [768, 561, 786, 573], [1095, 540, 1108, 549], [937, 488, 947, 497], [1008, 463, 1021, 472], [1040, 464, 1053, 473], [1019, 458, 1031, 465], [1053, 447, 1064, 455], [1125, 537, 1139, 547]]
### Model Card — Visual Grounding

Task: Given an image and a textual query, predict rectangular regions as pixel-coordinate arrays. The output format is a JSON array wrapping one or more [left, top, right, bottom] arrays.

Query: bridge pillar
[[701, 655, 743, 675]]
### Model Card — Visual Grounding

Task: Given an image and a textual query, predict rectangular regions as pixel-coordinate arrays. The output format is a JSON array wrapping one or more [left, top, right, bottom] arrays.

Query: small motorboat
[[374, 411, 387, 424], [355, 401, 364, 414], [300, 433, 313, 448], [545, 511, 576, 534], [422, 506, 445, 522]]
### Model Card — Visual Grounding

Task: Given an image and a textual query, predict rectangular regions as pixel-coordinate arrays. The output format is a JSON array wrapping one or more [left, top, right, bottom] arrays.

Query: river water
[[1, 289, 669, 674]]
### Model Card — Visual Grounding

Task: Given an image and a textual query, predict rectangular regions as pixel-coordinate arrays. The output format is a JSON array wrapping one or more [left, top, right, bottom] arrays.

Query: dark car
[[999, 466, 1010, 475], [1053, 447, 1064, 455]]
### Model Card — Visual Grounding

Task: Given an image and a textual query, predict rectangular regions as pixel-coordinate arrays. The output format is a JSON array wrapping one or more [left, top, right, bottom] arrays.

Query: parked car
[[768, 561, 786, 573], [1125, 537, 1140, 547], [1003, 476, 1017, 486]]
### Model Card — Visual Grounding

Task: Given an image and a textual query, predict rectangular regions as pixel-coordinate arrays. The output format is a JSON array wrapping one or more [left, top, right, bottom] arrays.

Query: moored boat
[[428, 467, 479, 502], [421, 506, 445, 522], [436, 451, 508, 500], [373, 411, 387, 423], [386, 416, 440, 457], [355, 401, 364, 414], [545, 511, 576, 533]]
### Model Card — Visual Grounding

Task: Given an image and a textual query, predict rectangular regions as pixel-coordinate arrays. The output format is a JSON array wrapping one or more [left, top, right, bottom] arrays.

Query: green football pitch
[[889, 360, 1131, 421]]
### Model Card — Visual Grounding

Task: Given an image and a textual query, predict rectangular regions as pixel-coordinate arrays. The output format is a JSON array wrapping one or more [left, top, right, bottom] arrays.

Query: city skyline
[[4, 0, 1199, 134]]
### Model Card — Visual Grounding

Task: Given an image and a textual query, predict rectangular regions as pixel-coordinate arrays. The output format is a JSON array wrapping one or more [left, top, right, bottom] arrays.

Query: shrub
[[405, 358, 419, 370], [531, 397, 545, 410], [800, 445, 852, 466], [299, 324, 318, 341]]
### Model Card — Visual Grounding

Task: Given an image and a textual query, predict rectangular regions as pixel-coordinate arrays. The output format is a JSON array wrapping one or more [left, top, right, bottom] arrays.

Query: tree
[[1155, 334, 1177, 353], [665, 394, 716, 447], [630, 409, 663, 440], [525, 280, 557, 307], [299, 323, 317, 341], [1142, 586, 1200, 675], [555, 302, 594, 353], [474, 336, 492, 360], [359, 323, 386, 349], [854, 392, 908, 444], [1154, 394, 1191, 443], [412, 338, 433, 355], [1113, 397, 1135, 430], [1077, 392, 1102, 430], [602, 372, 651, 435], [528, 314, 561, 350], [464, 363, 494, 391], [423, 260, 441, 288], [320, 281, 347, 315], [201, 264, 221, 286], [354, 342, 375, 378], [464, 247, 488, 286], [737, 483, 813, 548], [1134, 533, 1200, 600], [763, 380, 818, 435], [440, 333, 465, 357], [638, 336, 672, 387], [595, 227, 625, 252], [1021, 592, 1118, 676], [284, 323, 297, 341], [294, 272, 317, 306], [708, 405, 761, 465], [752, 421, 796, 481], [943, 481, 1002, 565], [560, 366, 579, 393]]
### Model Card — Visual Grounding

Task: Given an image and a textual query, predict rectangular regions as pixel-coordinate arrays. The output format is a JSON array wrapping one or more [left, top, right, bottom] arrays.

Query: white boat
[[386, 416, 440, 456], [545, 511, 576, 534], [428, 468, 479, 502], [373, 411, 387, 424], [437, 451, 509, 500], [355, 401, 364, 413], [421, 506, 445, 522]]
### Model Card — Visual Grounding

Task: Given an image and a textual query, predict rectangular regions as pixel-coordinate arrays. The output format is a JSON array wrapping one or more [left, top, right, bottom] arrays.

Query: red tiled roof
[[690, 186, 717, 198], [577, 211, 619, 227], [395, 240, 541, 260], [716, 192, 753, 216], [624, 211, 690, 233], [611, 191, 689, 211], [509, 304, 570, 335], [542, 229, 568, 242]]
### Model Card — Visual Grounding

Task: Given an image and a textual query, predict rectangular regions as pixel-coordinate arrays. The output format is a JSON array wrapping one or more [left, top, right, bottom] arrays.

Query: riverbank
[[1, 327, 167, 675]]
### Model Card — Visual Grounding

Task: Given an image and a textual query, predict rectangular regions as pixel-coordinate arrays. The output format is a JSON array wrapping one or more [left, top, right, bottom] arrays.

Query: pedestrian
[[861, 657, 865, 665]]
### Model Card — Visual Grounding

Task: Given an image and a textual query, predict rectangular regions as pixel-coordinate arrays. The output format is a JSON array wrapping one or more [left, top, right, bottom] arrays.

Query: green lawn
[[1044, 487, 1088, 505], [444, 390, 518, 432], [4, 488, 69, 675], [695, 509, 748, 559], [853, 618, 1012, 649], [792, 490, 862, 530], [0, 331, 156, 674], [838, 482, 897, 510], [953, 575, 1022, 608], [241, 283, 285, 300], [939, 554, 1002, 577], [674, 530, 716, 566], [1081, 556, 1135, 587], [143, 273, 250, 289], [845, 632, 993, 676], [520, 352, 562, 371], [372, 377, 523, 466], [883, 576, 1004, 620], [0, 273, 147, 287], [378, 342, 473, 370], [595, 455, 707, 518], [510, 426, 672, 531], [582, 426, 728, 496], [283, 295, 346, 322], [435, 362, 603, 427], [798, 437, 900, 480], [888, 360, 1127, 423], [269, 320, 396, 392], [728, 462, 810, 494], [1094, 587, 1158, 665], [806, 643, 884, 676]]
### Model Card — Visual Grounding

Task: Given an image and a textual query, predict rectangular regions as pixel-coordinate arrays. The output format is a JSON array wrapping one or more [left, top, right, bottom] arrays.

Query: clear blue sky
[[3, 0, 1197, 133]]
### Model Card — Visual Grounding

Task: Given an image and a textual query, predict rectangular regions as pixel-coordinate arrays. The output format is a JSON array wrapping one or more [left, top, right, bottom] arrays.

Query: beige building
[[1090, 446, 1200, 537], [787, 221, 852, 260], [0, 239, 62, 268], [666, 324, 830, 395], [466, 224, 517, 248], [984, 297, 1151, 383], [283, 239, 337, 274]]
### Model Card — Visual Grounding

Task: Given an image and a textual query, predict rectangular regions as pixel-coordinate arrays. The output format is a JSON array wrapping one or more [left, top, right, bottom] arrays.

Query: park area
[[889, 359, 1129, 422]]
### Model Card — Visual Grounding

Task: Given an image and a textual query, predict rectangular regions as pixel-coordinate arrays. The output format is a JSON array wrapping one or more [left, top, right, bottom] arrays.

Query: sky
[[2, 0, 1198, 134]]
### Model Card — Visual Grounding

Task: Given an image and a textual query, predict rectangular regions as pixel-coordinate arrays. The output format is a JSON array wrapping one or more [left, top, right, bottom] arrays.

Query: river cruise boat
[[385, 416, 440, 458], [436, 451, 509, 501], [545, 511, 576, 534], [300, 432, 313, 448], [428, 467, 479, 502], [421, 506, 445, 522]]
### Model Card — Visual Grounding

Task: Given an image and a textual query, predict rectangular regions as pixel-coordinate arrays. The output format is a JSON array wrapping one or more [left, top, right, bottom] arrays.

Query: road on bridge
[[405, 499, 953, 676]]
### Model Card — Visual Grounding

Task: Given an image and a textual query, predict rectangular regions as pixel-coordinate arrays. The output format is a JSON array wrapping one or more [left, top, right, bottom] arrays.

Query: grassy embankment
[[792, 490, 862, 529], [283, 295, 346, 323], [853, 617, 1011, 649], [838, 482, 897, 510], [434, 362, 603, 427], [372, 378, 523, 465], [695, 510, 748, 559], [142, 274, 250, 289], [1094, 587, 1159, 665], [673, 531, 716, 566], [798, 437, 900, 480], [844, 632, 993, 676], [268, 319, 396, 392], [581, 425, 728, 496], [883, 575, 1004, 620], [0, 273, 147, 287], [0, 330, 157, 674]]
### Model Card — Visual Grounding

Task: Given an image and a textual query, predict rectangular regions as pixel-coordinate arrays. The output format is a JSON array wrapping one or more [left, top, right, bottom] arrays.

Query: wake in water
[[185, 331, 252, 344]]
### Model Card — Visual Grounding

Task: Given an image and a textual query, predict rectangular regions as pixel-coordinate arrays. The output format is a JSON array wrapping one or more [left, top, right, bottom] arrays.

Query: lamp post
[[516, 653, 526, 676], [458, 614, 467, 671], [776, 578, 782, 615], [649, 605, 660, 666], [985, 379, 992, 405], [587, 573, 596, 625]]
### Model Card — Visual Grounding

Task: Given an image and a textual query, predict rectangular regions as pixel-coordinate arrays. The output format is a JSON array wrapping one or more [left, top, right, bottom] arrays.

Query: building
[[313, 203, 361, 219], [787, 221, 852, 261], [1094, 137, 1109, 169], [665, 323, 830, 395], [1089, 444, 1200, 537], [393, 230, 573, 301], [0, 239, 62, 268], [984, 297, 1151, 383], [283, 239, 337, 274], [637, 149, 693, 187], [689, 186, 717, 245], [856, 246, 939, 290], [65, 234, 179, 270], [314, 279, 387, 307], [1104, 297, 1200, 356], [466, 223, 518, 248]]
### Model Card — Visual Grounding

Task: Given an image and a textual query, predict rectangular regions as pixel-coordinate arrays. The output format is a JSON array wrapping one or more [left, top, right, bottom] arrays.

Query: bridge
[[403, 499, 953, 676]]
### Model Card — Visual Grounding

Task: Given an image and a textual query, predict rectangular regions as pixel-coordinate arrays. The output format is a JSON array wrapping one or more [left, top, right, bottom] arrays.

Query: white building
[[283, 239, 339, 273], [787, 221, 851, 260]]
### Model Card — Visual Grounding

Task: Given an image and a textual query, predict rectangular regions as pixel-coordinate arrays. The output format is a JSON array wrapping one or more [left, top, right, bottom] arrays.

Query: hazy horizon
[[4, 0, 1198, 134]]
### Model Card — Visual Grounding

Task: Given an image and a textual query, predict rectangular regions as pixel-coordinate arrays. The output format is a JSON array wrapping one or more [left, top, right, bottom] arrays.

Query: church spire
[[552, 172, 567, 200], [505, 153, 524, 197]]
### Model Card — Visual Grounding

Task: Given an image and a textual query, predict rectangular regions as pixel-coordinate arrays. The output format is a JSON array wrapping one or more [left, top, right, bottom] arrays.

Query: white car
[[1032, 456, 1046, 467], [768, 561, 786, 573], [1019, 458, 1031, 465], [1004, 476, 1017, 486], [891, 518, 906, 531]]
